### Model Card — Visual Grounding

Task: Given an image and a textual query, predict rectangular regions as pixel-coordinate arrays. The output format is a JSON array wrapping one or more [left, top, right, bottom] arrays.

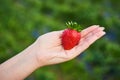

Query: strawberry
[[61, 21, 82, 50]]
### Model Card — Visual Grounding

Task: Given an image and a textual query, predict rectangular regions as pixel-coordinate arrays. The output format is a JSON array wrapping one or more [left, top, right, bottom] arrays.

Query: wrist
[[0, 43, 43, 80], [27, 42, 44, 68]]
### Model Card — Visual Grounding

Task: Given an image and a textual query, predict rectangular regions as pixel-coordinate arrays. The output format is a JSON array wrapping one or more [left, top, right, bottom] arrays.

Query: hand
[[33, 25, 105, 66], [0, 25, 105, 80]]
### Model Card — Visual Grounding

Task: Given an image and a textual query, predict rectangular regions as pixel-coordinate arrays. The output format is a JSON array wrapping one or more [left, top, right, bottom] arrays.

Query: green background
[[0, 0, 120, 80]]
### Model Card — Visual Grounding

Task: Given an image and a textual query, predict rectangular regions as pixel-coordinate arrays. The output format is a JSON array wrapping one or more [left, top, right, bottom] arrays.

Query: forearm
[[0, 43, 41, 80]]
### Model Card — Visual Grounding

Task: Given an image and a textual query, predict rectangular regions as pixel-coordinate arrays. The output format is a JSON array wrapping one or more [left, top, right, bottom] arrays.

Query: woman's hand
[[0, 25, 105, 80], [33, 25, 105, 66]]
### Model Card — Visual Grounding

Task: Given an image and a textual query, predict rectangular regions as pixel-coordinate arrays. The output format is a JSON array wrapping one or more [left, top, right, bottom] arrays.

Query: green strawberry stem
[[66, 21, 82, 32]]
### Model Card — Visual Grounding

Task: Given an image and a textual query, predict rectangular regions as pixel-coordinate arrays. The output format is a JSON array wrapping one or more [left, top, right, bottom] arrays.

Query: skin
[[0, 25, 105, 80]]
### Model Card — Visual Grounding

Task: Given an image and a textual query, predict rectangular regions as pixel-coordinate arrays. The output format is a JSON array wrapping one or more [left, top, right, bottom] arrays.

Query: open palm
[[34, 25, 105, 66]]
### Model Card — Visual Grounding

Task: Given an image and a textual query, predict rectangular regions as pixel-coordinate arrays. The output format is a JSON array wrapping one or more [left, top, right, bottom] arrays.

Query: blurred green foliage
[[0, 0, 120, 80]]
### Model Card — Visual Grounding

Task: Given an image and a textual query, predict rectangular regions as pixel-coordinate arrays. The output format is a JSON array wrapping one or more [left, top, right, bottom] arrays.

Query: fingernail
[[103, 32, 106, 34], [100, 27, 105, 30], [102, 32, 106, 35], [92, 25, 99, 27]]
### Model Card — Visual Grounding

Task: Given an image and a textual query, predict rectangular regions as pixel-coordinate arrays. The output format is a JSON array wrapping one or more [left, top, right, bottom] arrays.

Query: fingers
[[81, 25, 100, 37], [82, 27, 105, 46], [78, 27, 105, 50], [71, 27, 105, 58], [58, 25, 100, 37], [56, 25, 100, 37]]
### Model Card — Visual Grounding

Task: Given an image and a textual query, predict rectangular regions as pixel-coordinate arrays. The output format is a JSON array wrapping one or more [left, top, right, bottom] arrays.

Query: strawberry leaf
[[66, 21, 82, 32]]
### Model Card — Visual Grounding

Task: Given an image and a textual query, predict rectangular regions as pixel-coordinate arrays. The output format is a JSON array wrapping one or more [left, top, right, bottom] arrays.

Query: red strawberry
[[61, 21, 82, 50]]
